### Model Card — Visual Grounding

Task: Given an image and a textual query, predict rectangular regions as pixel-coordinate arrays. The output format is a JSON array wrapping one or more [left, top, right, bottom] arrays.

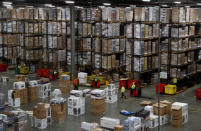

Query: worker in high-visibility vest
[[121, 86, 126, 99], [74, 77, 79, 90], [131, 82, 136, 95]]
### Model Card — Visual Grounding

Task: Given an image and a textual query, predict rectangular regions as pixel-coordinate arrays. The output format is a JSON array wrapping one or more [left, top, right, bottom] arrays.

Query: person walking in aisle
[[131, 82, 136, 96], [73, 77, 79, 90], [121, 86, 126, 99]]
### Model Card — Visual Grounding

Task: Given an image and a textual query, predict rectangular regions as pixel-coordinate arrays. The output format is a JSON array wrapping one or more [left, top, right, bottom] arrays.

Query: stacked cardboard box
[[14, 75, 29, 82], [8, 90, 20, 107], [38, 83, 51, 98], [172, 102, 188, 125], [68, 96, 85, 116], [171, 106, 182, 127], [50, 102, 66, 121], [124, 116, 141, 131], [58, 75, 71, 94], [27, 80, 38, 102], [91, 89, 105, 115], [114, 125, 124, 131], [32, 103, 51, 129], [105, 84, 118, 103], [1, 109, 28, 131]]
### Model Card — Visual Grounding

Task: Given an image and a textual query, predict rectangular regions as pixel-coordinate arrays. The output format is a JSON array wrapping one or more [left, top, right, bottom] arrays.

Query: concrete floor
[[0, 71, 201, 131]]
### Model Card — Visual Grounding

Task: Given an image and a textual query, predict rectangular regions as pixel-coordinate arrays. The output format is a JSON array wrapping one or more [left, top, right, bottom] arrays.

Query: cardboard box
[[153, 103, 166, 116], [160, 100, 171, 114], [114, 125, 124, 131], [140, 101, 152, 106], [171, 106, 182, 118]]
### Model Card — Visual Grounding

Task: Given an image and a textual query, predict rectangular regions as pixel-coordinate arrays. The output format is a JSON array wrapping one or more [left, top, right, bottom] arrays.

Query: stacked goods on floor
[[32, 103, 51, 129], [100, 117, 120, 130], [50, 89, 66, 121], [172, 102, 188, 125], [124, 116, 142, 131], [0, 76, 9, 82], [58, 74, 70, 94], [8, 81, 28, 107], [91, 89, 106, 115], [38, 81, 51, 98], [14, 75, 29, 82], [0, 7, 71, 70], [81, 122, 99, 131], [0, 109, 27, 131], [27, 80, 38, 102], [78, 72, 88, 84], [142, 101, 188, 129], [105, 84, 118, 103], [68, 90, 85, 116], [0, 93, 5, 109]]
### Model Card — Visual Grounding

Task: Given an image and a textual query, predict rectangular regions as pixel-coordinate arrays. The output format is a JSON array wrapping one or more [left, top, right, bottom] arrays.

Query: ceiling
[[1, 0, 201, 7]]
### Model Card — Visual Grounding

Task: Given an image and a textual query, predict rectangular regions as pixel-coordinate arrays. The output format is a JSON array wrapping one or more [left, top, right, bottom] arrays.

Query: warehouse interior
[[0, 0, 201, 130]]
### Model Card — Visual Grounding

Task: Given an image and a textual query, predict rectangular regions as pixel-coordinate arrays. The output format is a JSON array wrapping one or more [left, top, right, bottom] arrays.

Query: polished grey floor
[[0, 71, 201, 131]]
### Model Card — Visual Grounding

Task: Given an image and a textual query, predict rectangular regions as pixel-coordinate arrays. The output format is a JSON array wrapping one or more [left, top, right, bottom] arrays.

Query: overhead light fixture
[[44, 4, 55, 8], [185, 5, 190, 7], [197, 3, 201, 5], [142, 0, 151, 2], [2, 1, 12, 5], [174, 1, 181, 4], [103, 3, 111, 6], [161, 4, 168, 7], [65, 1, 74, 4], [26, 6, 34, 8]]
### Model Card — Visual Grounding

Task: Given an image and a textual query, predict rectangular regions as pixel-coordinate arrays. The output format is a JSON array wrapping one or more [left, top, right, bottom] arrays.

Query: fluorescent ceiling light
[[174, 1, 181, 4], [44, 4, 55, 7], [161, 4, 168, 7], [197, 3, 201, 5], [65, 1, 74, 4], [2, 2, 12, 5], [26, 6, 34, 8], [142, 0, 151, 2], [103, 3, 111, 6], [185, 6, 190, 7]]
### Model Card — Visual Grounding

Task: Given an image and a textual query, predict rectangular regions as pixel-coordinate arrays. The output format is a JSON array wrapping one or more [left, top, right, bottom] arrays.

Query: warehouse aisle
[[0, 71, 201, 131]]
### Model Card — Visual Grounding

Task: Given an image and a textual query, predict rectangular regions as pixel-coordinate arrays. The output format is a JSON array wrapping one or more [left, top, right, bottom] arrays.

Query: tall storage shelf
[[132, 6, 160, 83], [0, 7, 71, 72], [167, 7, 201, 85]]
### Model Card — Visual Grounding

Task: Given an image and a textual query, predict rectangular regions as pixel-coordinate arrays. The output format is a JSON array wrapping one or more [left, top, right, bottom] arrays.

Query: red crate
[[128, 80, 139, 89], [195, 88, 201, 99], [37, 69, 44, 77], [43, 69, 50, 78], [0, 64, 7, 72], [156, 84, 167, 94], [119, 80, 127, 89]]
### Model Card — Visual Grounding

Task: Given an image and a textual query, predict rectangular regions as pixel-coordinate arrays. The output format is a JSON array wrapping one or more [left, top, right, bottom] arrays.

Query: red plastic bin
[[156, 84, 167, 94], [128, 80, 139, 89], [195, 88, 201, 99], [37, 69, 44, 77], [43, 69, 50, 78], [0, 64, 7, 72], [119, 80, 127, 89]]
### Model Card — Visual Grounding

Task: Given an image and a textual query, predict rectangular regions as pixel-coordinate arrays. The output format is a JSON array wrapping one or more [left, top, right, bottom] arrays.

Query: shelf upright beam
[[70, 6, 76, 78]]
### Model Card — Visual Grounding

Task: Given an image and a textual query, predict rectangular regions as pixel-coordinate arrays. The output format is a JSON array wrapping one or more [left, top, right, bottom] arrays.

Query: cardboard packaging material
[[160, 100, 172, 114], [114, 125, 124, 131], [140, 101, 153, 106], [51, 102, 66, 121], [171, 106, 182, 127], [33, 103, 50, 120], [153, 103, 166, 116], [28, 86, 38, 102], [91, 98, 105, 115]]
